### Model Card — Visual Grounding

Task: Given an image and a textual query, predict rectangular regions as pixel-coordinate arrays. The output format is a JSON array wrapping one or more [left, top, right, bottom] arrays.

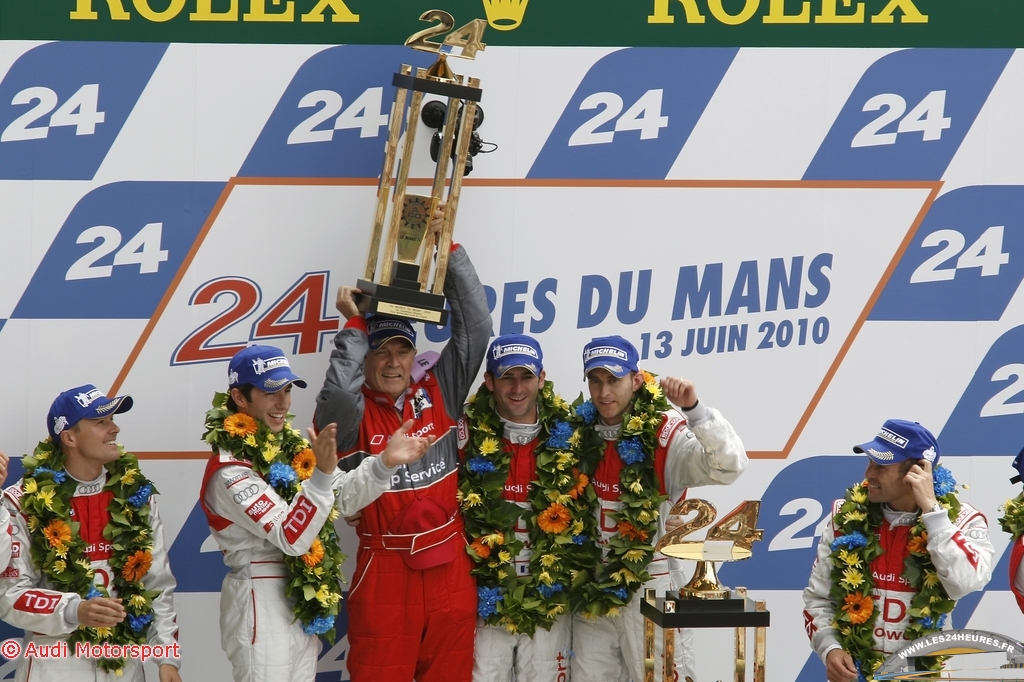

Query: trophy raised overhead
[[356, 10, 487, 326]]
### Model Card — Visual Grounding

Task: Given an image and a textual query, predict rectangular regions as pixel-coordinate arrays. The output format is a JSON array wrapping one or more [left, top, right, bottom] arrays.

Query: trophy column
[[356, 11, 487, 325]]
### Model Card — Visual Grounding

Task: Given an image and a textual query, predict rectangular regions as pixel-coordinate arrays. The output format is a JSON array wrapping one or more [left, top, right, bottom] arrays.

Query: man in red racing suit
[[315, 243, 490, 682], [803, 420, 993, 682]]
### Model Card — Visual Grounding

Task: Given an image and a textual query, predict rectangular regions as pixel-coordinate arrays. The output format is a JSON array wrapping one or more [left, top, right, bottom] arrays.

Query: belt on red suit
[[359, 514, 463, 555]]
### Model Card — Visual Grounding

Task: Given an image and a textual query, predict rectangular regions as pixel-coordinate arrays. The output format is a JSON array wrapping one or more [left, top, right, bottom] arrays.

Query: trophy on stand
[[641, 500, 770, 682], [356, 9, 487, 325]]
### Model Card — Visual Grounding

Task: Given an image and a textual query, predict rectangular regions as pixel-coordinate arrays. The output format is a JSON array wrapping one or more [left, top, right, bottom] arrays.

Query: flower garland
[[571, 370, 671, 619], [20, 437, 161, 675], [999, 492, 1024, 542], [829, 465, 961, 680], [202, 393, 344, 641], [459, 381, 601, 636]]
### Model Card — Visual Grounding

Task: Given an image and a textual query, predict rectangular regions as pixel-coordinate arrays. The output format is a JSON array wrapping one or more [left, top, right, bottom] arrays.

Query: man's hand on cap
[[661, 376, 699, 411], [335, 286, 362, 320], [308, 424, 340, 475], [905, 458, 939, 513]]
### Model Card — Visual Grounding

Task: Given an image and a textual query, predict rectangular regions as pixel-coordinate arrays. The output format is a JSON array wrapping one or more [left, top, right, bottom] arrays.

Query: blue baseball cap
[[228, 345, 307, 393], [48, 384, 133, 441], [854, 419, 940, 466], [366, 315, 416, 351], [487, 334, 543, 377], [582, 336, 639, 378]]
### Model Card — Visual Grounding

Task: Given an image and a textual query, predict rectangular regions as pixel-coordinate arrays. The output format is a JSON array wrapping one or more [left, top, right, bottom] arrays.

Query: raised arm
[[316, 286, 371, 451], [434, 246, 491, 417]]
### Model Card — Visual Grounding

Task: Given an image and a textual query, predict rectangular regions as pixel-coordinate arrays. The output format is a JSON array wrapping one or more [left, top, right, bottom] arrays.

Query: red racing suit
[[455, 418, 573, 682], [1010, 536, 1024, 613], [0, 473, 179, 682], [315, 245, 490, 682], [803, 500, 994, 666], [571, 402, 747, 682], [200, 446, 399, 682]]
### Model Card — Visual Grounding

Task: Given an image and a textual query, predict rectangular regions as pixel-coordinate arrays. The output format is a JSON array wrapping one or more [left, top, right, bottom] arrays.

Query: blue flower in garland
[[537, 583, 564, 599], [478, 586, 503, 618], [919, 613, 947, 629], [467, 458, 497, 475], [87, 586, 103, 599], [575, 401, 597, 425], [302, 615, 335, 636], [617, 437, 646, 465], [127, 613, 153, 633], [932, 465, 956, 497], [268, 462, 298, 488], [546, 421, 573, 449], [604, 587, 628, 600], [855, 664, 868, 682], [830, 531, 868, 552], [34, 467, 67, 484], [127, 483, 153, 509], [572, 534, 586, 545]]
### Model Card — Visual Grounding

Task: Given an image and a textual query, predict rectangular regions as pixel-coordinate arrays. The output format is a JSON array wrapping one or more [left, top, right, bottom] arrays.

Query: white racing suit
[[200, 448, 398, 682], [571, 402, 747, 682], [0, 506, 12, 572], [803, 500, 994, 669], [457, 419, 573, 682], [0, 473, 179, 682]]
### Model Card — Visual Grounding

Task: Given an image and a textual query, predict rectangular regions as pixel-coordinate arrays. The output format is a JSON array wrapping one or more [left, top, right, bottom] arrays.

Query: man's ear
[[483, 373, 495, 392], [230, 387, 247, 410], [631, 372, 644, 392], [60, 427, 75, 450]]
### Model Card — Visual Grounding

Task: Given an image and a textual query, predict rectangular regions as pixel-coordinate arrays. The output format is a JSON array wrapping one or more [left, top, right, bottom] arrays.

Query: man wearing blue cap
[[457, 334, 578, 682], [316, 235, 489, 682], [572, 335, 747, 682], [803, 420, 993, 682], [200, 345, 436, 682], [0, 385, 181, 681]]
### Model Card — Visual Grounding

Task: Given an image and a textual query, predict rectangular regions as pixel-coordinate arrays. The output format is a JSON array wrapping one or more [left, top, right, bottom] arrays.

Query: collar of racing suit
[[501, 418, 541, 445], [594, 420, 622, 441], [881, 504, 920, 528], [71, 471, 107, 496]]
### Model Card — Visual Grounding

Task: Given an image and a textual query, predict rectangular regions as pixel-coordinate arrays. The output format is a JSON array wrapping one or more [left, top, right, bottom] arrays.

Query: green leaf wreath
[[202, 392, 346, 641], [571, 369, 671, 619], [20, 437, 161, 674], [827, 466, 961, 681], [459, 381, 601, 636]]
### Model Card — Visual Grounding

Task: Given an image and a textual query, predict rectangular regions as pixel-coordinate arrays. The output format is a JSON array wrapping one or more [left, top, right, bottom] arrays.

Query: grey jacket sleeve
[[316, 325, 370, 451], [434, 245, 491, 417]]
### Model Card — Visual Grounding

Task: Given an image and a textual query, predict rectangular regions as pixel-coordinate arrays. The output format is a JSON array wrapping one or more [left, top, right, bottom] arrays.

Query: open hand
[[308, 424, 339, 475], [380, 420, 436, 469]]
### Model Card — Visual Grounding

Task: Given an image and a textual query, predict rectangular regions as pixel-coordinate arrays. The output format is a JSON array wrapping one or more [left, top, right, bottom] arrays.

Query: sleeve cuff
[[369, 456, 397, 483], [308, 468, 334, 494], [682, 400, 710, 426], [922, 508, 954, 534], [344, 316, 368, 333], [64, 595, 81, 626]]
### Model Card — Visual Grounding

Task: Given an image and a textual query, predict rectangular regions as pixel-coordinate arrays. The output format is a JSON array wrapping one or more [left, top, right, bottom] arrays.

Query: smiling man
[[803, 420, 994, 682], [0, 385, 181, 682], [201, 345, 434, 682], [457, 334, 577, 682], [316, 236, 490, 682], [572, 335, 747, 682]]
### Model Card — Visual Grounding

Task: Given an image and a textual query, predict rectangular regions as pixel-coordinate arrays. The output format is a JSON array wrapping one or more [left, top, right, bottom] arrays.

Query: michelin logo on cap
[[493, 344, 540, 360], [877, 427, 909, 449], [75, 389, 104, 408], [252, 356, 290, 375], [583, 347, 629, 362]]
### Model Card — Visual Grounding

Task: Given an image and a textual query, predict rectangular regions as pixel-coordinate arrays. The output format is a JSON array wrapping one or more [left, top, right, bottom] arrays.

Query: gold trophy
[[356, 10, 487, 326], [641, 500, 770, 682]]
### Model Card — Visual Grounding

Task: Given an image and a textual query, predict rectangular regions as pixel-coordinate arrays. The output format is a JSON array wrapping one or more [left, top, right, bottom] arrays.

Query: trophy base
[[356, 278, 449, 326]]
